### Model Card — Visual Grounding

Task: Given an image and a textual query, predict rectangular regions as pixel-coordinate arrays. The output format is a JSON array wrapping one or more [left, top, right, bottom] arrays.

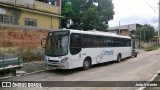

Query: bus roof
[[50, 29, 131, 39]]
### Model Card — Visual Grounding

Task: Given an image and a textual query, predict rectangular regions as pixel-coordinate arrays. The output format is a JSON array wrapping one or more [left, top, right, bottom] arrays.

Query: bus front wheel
[[83, 58, 91, 70]]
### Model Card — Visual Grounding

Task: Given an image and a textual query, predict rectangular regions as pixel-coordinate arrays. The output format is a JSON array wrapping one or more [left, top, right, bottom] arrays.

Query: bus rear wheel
[[116, 54, 121, 63], [83, 58, 91, 70]]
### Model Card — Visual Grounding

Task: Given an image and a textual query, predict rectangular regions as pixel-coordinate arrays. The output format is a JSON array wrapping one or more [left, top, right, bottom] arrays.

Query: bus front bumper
[[46, 62, 69, 70]]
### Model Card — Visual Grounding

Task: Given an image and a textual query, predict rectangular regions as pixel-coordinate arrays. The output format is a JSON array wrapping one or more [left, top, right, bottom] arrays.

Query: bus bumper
[[46, 62, 69, 70]]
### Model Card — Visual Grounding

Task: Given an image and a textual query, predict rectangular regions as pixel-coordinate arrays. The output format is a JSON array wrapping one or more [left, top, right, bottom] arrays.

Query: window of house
[[0, 14, 14, 24], [46, 0, 56, 5], [25, 18, 37, 27]]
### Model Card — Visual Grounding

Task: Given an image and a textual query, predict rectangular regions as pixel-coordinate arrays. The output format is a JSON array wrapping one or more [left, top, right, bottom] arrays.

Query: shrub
[[3, 41, 13, 47], [145, 45, 160, 51], [16, 47, 44, 62]]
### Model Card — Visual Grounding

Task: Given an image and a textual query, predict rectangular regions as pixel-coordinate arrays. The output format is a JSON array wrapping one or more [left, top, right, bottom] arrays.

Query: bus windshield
[[45, 31, 69, 56]]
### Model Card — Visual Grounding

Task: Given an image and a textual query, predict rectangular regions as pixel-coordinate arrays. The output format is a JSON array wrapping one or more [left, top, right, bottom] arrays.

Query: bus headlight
[[61, 57, 68, 63]]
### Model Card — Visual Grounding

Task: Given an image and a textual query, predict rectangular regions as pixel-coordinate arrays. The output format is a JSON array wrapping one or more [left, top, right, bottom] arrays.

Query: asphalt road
[[2, 49, 160, 90]]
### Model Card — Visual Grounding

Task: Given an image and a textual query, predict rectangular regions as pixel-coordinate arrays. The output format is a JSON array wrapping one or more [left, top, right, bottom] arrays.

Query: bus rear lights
[[61, 57, 68, 63]]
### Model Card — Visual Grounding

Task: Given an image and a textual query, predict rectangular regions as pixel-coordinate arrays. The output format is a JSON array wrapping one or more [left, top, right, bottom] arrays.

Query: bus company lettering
[[96, 50, 114, 62], [103, 50, 114, 55]]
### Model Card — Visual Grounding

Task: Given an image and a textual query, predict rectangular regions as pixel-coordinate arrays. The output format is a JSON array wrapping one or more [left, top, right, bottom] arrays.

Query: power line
[[145, 0, 158, 15]]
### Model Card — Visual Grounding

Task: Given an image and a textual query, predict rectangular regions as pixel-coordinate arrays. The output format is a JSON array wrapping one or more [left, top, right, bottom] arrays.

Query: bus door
[[70, 33, 82, 68]]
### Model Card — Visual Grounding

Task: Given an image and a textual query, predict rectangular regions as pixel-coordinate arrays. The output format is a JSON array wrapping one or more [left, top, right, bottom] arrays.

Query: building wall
[[108, 24, 140, 31], [34, 1, 60, 14], [0, 6, 60, 29], [0, 0, 15, 5], [108, 24, 142, 36], [0, 24, 50, 47], [121, 30, 129, 36], [16, 0, 34, 8], [0, 0, 61, 15], [51, 17, 60, 29], [19, 11, 60, 29], [108, 29, 129, 36]]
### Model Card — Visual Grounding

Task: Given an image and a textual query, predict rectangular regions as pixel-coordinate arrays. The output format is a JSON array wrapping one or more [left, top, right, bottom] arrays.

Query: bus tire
[[83, 58, 91, 70], [134, 52, 137, 57], [132, 52, 137, 58], [116, 54, 121, 63]]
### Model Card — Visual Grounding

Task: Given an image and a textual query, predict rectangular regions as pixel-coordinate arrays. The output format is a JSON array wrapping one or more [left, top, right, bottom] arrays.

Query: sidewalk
[[136, 49, 147, 54], [144, 72, 160, 90], [0, 61, 46, 79], [20, 61, 46, 73]]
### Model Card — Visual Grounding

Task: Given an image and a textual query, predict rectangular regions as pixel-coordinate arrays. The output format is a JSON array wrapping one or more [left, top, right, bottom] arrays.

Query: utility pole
[[158, 0, 160, 44], [119, 22, 120, 35], [140, 30, 141, 49], [144, 30, 145, 42], [144, 30, 145, 49]]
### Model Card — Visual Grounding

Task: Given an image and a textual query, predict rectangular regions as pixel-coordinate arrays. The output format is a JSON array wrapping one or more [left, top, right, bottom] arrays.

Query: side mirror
[[41, 38, 46, 48]]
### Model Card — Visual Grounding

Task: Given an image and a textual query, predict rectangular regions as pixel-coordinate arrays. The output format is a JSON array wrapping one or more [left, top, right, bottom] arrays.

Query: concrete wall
[[135, 40, 158, 49], [0, 0, 15, 5], [0, 0, 61, 15], [16, 0, 35, 8], [0, 24, 50, 47], [34, 1, 60, 14]]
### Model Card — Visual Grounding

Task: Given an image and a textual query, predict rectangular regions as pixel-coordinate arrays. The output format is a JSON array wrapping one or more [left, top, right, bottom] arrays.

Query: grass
[[16, 47, 44, 63], [0, 47, 44, 63], [145, 45, 160, 51]]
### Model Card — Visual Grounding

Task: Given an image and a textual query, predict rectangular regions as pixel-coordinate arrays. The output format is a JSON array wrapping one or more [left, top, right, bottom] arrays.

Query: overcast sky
[[108, 0, 159, 31]]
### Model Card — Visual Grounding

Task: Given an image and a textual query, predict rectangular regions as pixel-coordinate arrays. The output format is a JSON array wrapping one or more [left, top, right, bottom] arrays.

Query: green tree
[[61, 0, 114, 31], [154, 31, 159, 36], [61, 0, 75, 28], [135, 24, 155, 42], [81, 6, 100, 30], [97, 0, 114, 30], [61, 0, 86, 29]]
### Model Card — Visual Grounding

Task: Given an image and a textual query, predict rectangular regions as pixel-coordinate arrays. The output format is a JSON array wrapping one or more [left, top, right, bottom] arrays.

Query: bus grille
[[48, 60, 59, 63], [48, 65, 59, 67]]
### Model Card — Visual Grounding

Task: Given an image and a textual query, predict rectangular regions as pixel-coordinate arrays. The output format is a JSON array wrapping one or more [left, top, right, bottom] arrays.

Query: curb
[[0, 69, 46, 80], [0, 76, 13, 80], [137, 70, 160, 90], [24, 69, 46, 76], [23, 61, 44, 65]]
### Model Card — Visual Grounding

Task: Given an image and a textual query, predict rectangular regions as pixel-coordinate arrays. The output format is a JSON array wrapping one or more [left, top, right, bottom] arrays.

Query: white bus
[[42, 29, 134, 70]]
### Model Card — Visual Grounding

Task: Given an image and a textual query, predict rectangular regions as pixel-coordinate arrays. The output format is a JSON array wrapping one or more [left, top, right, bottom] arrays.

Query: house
[[0, 0, 62, 29], [108, 24, 142, 36]]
